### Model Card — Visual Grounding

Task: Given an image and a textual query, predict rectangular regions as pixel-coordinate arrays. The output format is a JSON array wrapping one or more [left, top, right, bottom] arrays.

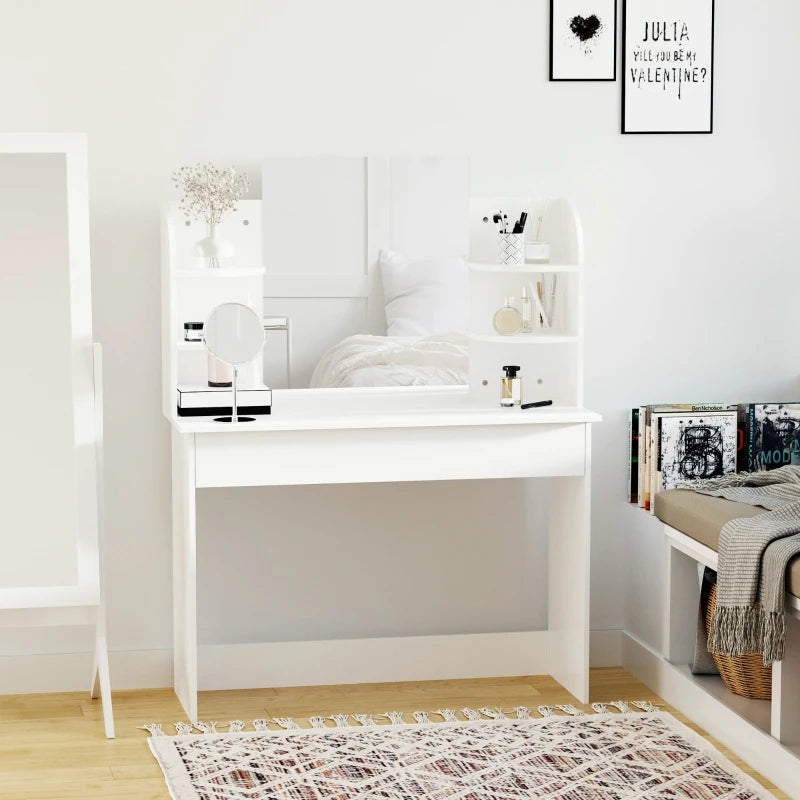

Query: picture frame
[[550, 0, 617, 82], [622, 0, 715, 134]]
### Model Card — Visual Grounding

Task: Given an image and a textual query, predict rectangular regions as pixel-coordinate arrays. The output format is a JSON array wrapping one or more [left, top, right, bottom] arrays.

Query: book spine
[[643, 407, 652, 511], [627, 409, 633, 502], [748, 404, 755, 472], [637, 405, 646, 507], [736, 404, 748, 473], [631, 408, 639, 503], [650, 414, 660, 515]]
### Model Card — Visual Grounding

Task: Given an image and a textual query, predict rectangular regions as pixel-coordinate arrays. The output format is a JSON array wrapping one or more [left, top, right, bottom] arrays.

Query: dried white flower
[[172, 162, 250, 225]]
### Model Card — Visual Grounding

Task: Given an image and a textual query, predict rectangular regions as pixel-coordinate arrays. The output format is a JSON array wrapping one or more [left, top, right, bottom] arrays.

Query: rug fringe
[[139, 699, 660, 736]]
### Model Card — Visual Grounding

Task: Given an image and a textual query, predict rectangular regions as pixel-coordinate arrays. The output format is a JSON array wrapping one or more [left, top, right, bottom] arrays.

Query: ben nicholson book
[[739, 403, 800, 471], [631, 404, 736, 509]]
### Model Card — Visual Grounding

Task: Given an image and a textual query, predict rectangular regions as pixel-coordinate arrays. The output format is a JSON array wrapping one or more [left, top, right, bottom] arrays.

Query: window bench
[[656, 489, 800, 756]]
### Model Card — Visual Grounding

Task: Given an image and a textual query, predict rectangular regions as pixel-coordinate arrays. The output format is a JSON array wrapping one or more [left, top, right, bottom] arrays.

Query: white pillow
[[379, 249, 469, 337]]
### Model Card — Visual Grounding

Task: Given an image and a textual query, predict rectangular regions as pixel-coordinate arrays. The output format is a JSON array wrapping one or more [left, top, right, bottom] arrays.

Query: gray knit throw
[[689, 465, 800, 665]]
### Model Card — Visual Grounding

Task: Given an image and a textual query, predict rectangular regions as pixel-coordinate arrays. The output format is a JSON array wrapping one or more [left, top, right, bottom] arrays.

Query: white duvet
[[310, 332, 469, 388]]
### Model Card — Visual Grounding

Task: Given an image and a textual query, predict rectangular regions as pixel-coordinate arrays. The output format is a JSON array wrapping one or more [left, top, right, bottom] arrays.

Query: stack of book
[[628, 403, 800, 512]]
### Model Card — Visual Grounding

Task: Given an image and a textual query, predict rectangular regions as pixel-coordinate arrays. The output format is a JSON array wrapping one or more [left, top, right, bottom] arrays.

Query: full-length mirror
[[0, 137, 100, 600]]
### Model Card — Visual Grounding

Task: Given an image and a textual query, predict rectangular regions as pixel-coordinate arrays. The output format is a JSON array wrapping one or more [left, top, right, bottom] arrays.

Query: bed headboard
[[261, 156, 469, 387]]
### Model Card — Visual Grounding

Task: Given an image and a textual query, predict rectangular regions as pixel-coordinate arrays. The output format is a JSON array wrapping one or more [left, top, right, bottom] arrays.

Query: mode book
[[741, 403, 800, 471]]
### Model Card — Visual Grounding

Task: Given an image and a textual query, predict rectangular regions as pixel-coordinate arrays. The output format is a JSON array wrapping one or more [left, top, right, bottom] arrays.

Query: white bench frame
[[664, 524, 800, 745]]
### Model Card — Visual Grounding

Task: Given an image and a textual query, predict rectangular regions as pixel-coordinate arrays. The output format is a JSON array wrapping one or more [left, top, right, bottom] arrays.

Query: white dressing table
[[172, 387, 598, 721], [163, 156, 599, 721]]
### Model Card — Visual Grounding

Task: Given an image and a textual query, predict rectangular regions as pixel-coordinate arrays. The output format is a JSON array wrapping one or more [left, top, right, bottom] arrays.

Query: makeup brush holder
[[497, 233, 525, 266]]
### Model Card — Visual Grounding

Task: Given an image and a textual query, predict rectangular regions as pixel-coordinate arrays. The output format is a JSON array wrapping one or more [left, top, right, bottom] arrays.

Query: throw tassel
[[253, 719, 271, 731], [330, 714, 350, 728], [515, 707, 531, 720], [227, 720, 246, 732], [413, 711, 430, 724], [273, 717, 300, 730], [479, 707, 509, 719], [762, 611, 786, 665], [462, 708, 482, 721], [308, 716, 327, 728], [174, 722, 193, 735], [609, 701, 631, 713], [631, 701, 657, 713], [383, 711, 405, 725], [437, 709, 458, 722], [352, 714, 376, 726], [709, 605, 762, 656], [591, 703, 608, 714], [537, 706, 556, 717]]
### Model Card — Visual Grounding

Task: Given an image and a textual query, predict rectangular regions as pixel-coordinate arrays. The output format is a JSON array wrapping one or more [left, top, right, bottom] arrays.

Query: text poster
[[622, 0, 714, 133]]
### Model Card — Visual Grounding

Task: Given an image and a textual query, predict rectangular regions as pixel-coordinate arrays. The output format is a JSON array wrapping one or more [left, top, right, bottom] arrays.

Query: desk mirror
[[203, 302, 265, 423], [165, 156, 581, 412]]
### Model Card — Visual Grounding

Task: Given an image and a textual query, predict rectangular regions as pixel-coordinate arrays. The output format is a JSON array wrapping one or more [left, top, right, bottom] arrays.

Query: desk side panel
[[549, 424, 591, 703], [172, 430, 198, 722], [194, 424, 586, 488]]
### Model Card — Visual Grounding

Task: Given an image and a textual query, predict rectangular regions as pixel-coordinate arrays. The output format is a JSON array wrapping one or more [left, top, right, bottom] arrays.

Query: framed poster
[[550, 0, 617, 81], [622, 0, 714, 133]]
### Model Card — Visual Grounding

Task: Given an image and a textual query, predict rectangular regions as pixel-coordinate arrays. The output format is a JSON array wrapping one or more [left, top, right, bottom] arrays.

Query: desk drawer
[[194, 423, 587, 488]]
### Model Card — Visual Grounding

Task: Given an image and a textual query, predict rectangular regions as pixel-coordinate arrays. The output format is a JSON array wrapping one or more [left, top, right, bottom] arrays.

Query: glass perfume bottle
[[493, 297, 522, 336], [521, 285, 532, 333], [501, 365, 522, 408]]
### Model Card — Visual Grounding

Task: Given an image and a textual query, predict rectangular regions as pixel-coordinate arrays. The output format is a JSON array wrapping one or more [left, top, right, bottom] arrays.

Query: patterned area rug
[[144, 704, 773, 799]]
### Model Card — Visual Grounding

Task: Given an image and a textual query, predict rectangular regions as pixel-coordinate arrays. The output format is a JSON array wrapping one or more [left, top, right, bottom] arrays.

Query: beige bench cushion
[[654, 489, 800, 599]]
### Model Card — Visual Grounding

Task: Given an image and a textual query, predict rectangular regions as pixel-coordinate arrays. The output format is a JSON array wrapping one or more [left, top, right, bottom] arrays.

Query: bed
[[310, 332, 468, 388]]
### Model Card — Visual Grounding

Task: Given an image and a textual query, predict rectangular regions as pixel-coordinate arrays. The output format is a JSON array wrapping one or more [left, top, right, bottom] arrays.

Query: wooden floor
[[0, 668, 785, 799]]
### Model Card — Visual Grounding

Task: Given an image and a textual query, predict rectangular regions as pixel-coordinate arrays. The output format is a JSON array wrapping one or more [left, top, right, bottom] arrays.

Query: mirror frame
[[0, 133, 100, 610]]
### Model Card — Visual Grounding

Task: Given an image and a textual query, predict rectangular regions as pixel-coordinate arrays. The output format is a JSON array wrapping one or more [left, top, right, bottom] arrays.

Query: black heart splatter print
[[569, 14, 602, 42]]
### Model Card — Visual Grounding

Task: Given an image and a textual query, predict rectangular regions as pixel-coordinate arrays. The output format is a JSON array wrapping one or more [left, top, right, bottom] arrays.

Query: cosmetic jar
[[207, 355, 233, 388], [183, 321, 204, 342], [525, 241, 550, 263]]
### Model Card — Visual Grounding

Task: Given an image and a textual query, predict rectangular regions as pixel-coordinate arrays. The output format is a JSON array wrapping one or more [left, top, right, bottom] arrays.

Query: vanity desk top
[[169, 385, 601, 435]]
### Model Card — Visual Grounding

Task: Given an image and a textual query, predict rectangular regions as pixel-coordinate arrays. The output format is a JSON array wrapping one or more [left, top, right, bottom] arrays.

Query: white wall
[[1, 0, 798, 676]]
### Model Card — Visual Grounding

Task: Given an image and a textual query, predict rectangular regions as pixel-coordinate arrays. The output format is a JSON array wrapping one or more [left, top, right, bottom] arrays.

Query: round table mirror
[[203, 303, 265, 423]]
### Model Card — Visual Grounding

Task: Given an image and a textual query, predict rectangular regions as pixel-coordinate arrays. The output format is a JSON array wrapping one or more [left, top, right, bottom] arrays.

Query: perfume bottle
[[501, 365, 522, 408], [493, 297, 522, 336], [521, 285, 532, 333]]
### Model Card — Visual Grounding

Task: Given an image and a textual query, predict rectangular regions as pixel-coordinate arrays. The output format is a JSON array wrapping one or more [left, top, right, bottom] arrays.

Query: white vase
[[194, 222, 234, 269]]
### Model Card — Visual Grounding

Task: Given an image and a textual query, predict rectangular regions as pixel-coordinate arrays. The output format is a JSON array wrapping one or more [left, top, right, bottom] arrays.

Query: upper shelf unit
[[161, 201, 266, 422], [466, 197, 584, 408]]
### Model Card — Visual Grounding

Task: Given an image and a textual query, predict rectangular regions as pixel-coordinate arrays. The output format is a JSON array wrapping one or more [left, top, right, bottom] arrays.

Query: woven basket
[[705, 582, 772, 700]]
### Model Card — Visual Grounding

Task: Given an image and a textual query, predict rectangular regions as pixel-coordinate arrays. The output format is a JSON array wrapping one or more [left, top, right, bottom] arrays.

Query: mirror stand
[[214, 366, 255, 424]]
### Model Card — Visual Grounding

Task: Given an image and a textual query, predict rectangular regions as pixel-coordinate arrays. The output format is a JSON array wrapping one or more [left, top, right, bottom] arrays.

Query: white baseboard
[[0, 629, 622, 694], [622, 631, 800, 799], [198, 631, 552, 690]]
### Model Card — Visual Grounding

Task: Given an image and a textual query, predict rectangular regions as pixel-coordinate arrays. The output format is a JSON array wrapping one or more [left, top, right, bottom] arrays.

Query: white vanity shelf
[[162, 160, 598, 723]]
